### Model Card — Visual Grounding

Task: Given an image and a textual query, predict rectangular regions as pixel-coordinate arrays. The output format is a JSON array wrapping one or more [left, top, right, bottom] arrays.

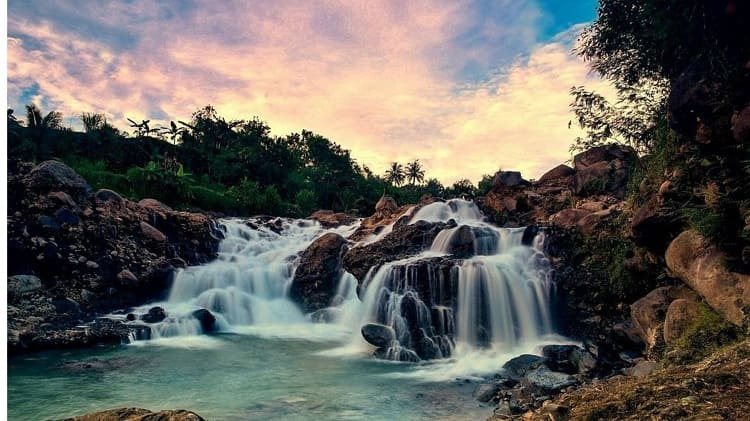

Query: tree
[[405, 159, 425, 185], [570, 0, 750, 153], [385, 162, 405, 186], [80, 112, 106, 133], [25, 104, 62, 130]]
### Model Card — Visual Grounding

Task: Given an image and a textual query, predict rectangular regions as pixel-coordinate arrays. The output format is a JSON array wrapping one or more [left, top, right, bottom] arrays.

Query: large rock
[[192, 309, 217, 332], [343, 220, 449, 282], [361, 323, 395, 348], [140, 221, 167, 242], [542, 345, 596, 375], [631, 196, 682, 251], [525, 366, 578, 392], [309, 210, 355, 228], [23, 160, 93, 201], [141, 306, 167, 324], [289, 233, 348, 313], [663, 298, 703, 345], [8, 274, 43, 296], [549, 209, 591, 230], [493, 171, 529, 189], [61, 407, 205, 421], [502, 354, 546, 378], [630, 285, 698, 351], [538, 164, 575, 184], [571, 145, 636, 198], [666, 230, 750, 326]]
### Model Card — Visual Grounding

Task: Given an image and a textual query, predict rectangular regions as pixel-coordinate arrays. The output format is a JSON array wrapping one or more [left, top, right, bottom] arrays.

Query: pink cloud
[[7, 1, 611, 183]]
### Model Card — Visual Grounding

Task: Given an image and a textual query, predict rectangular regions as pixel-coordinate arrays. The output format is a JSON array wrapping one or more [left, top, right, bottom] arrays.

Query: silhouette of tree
[[385, 162, 405, 186], [405, 159, 425, 185], [25, 104, 62, 130]]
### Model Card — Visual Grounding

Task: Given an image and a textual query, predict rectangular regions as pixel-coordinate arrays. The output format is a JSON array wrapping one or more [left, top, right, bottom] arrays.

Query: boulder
[[542, 345, 596, 375], [622, 360, 660, 378], [48, 191, 77, 208], [192, 309, 217, 332], [309, 210, 355, 228], [631, 196, 681, 251], [549, 209, 591, 230], [571, 145, 636, 198], [138, 198, 174, 213], [62, 407, 205, 421], [576, 208, 614, 237], [473, 382, 501, 403], [361, 323, 396, 348], [375, 196, 399, 216], [630, 285, 698, 351], [666, 230, 750, 326], [23, 160, 93, 202], [493, 171, 528, 189], [141, 306, 167, 324], [117, 270, 138, 286], [525, 366, 578, 392], [140, 221, 167, 242], [538, 165, 575, 184], [289, 233, 348, 313], [94, 189, 123, 205], [663, 298, 703, 345], [502, 354, 546, 378], [8, 274, 43, 295], [573, 144, 636, 170]]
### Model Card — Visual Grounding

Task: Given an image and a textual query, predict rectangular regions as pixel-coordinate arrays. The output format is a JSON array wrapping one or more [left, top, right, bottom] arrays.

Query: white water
[[122, 199, 557, 381]]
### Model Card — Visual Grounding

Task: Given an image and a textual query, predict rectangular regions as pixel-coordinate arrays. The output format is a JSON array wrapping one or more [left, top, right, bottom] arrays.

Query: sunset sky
[[7, 0, 610, 184]]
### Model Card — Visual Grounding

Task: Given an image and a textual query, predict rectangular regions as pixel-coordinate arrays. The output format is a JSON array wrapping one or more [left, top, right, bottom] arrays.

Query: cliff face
[[7, 159, 222, 354]]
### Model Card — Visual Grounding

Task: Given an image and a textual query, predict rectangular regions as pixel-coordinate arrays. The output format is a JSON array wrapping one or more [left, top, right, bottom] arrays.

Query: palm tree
[[385, 162, 405, 186], [80, 112, 106, 133], [405, 159, 425, 185], [25, 104, 62, 130]]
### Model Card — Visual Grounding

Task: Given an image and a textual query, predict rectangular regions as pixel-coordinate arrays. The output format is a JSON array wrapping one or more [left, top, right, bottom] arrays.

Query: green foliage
[[667, 303, 742, 365], [477, 173, 495, 196]]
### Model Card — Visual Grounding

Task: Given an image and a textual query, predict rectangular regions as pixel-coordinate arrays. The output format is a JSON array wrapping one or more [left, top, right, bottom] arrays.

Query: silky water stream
[[8, 200, 569, 420]]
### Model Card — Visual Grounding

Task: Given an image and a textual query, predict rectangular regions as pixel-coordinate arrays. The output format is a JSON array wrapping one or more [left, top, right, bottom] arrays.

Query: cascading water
[[120, 217, 358, 340], [121, 198, 557, 380]]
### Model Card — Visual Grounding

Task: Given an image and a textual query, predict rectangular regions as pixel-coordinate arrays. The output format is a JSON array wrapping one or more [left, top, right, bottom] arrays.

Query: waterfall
[[120, 217, 358, 339], [121, 198, 555, 376], [338, 199, 553, 363]]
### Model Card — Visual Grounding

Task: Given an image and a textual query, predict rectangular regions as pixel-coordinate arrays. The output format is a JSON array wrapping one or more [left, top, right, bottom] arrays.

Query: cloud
[[7, 0, 611, 183]]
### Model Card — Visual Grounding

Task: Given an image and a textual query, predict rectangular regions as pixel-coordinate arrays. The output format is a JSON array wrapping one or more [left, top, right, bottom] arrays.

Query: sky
[[6, 0, 611, 184]]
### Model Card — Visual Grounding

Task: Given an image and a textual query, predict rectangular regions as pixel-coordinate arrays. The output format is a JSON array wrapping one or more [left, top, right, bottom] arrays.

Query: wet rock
[[361, 323, 396, 348], [666, 230, 750, 326], [141, 306, 167, 323], [374, 346, 421, 362], [343, 220, 449, 282], [61, 407, 205, 421], [525, 366, 578, 393], [192, 309, 217, 332], [61, 357, 133, 372], [542, 345, 594, 375], [503, 354, 546, 378], [289, 233, 348, 313], [473, 382, 501, 403], [309, 308, 342, 323], [8, 274, 42, 295]]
